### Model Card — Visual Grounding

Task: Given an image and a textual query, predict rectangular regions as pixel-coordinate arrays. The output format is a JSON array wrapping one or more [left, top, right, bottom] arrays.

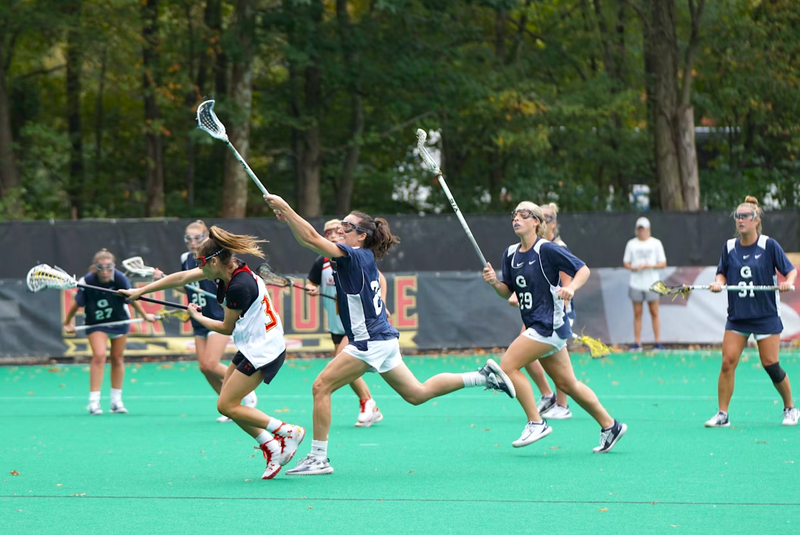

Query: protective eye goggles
[[340, 221, 373, 236], [184, 233, 208, 243], [733, 212, 756, 221], [196, 248, 224, 267], [94, 263, 115, 271], [511, 209, 540, 221], [543, 215, 556, 223]]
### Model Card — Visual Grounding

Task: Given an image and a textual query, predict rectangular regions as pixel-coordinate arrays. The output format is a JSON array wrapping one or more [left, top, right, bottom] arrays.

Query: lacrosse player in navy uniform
[[483, 201, 627, 453], [63, 249, 156, 415], [705, 196, 799, 428], [154, 220, 257, 423], [264, 194, 514, 476], [306, 218, 385, 427], [121, 227, 305, 480]]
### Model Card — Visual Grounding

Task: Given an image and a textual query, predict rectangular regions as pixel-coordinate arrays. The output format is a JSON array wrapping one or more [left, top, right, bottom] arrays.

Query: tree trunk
[[677, 106, 700, 210], [94, 46, 106, 165], [221, 0, 256, 217], [649, 0, 683, 210], [0, 38, 20, 204], [66, 0, 84, 219], [142, 0, 165, 217], [335, 0, 364, 215], [297, 0, 324, 217]]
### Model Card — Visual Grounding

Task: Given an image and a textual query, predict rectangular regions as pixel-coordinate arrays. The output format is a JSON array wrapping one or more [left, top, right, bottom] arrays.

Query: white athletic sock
[[461, 371, 487, 388], [89, 391, 101, 406], [255, 431, 271, 445], [311, 440, 327, 460], [110, 388, 122, 404], [266, 418, 283, 433]]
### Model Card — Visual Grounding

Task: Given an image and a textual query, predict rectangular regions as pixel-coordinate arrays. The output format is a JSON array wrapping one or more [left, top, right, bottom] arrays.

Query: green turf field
[[2, 351, 799, 535]]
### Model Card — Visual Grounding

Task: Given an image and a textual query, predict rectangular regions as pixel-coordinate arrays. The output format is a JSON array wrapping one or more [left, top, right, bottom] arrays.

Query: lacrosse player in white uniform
[[153, 220, 257, 423], [121, 226, 305, 480]]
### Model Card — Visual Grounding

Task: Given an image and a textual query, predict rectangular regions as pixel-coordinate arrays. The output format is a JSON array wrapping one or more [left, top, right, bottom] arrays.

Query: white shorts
[[521, 328, 567, 358], [344, 339, 402, 374], [732, 331, 774, 342]]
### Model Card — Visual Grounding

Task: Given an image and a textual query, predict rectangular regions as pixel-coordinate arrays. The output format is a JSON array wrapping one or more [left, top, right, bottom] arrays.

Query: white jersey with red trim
[[231, 270, 286, 365]]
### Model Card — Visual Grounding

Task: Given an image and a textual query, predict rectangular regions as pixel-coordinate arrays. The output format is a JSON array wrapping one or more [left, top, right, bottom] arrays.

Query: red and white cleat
[[355, 398, 384, 428], [272, 424, 306, 467], [258, 440, 282, 480]]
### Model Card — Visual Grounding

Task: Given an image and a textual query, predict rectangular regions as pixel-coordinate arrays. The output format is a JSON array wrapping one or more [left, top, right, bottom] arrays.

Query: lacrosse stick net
[[572, 328, 611, 359], [27, 264, 77, 292], [649, 281, 690, 300], [122, 256, 155, 278]]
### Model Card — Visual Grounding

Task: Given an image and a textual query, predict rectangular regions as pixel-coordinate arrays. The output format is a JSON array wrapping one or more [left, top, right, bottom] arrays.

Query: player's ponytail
[[350, 211, 401, 260], [737, 195, 763, 235], [89, 249, 115, 274], [199, 226, 266, 265]]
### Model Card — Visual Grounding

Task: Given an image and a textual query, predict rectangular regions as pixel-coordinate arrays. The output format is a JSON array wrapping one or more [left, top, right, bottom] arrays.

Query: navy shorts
[[85, 325, 129, 338], [232, 350, 286, 384], [330, 333, 346, 347]]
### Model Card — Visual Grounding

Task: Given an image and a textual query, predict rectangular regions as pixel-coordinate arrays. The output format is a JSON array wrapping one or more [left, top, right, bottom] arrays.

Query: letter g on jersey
[[516, 275, 527, 288], [740, 266, 752, 279]]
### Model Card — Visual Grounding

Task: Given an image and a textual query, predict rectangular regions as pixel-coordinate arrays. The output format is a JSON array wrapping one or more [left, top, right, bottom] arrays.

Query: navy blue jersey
[[331, 244, 398, 351], [181, 252, 224, 331], [717, 235, 794, 333], [499, 239, 585, 338], [75, 270, 132, 329]]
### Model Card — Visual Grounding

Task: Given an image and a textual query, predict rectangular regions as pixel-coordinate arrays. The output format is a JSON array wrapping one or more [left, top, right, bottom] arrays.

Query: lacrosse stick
[[196, 100, 269, 196], [650, 281, 794, 300], [415, 129, 488, 268], [122, 256, 217, 300], [256, 262, 336, 301], [73, 308, 190, 332], [27, 264, 189, 310], [571, 329, 611, 359]]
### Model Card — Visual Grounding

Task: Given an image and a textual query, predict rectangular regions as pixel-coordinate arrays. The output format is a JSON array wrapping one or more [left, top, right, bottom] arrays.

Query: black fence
[[1, 211, 798, 278]]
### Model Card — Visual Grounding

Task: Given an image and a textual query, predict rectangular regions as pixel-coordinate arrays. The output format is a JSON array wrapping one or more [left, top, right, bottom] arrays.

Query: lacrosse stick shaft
[[225, 141, 269, 196], [265, 281, 336, 300], [185, 285, 217, 299], [693, 285, 793, 292], [437, 176, 488, 268], [77, 283, 189, 310]]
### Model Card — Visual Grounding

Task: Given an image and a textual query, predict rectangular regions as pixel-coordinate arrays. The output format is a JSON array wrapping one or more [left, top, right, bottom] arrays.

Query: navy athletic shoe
[[479, 359, 516, 398], [593, 420, 627, 453]]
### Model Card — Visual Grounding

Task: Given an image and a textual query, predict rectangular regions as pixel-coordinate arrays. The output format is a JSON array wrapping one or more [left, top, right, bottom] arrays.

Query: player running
[[264, 194, 514, 476], [483, 201, 627, 452], [63, 249, 156, 415], [705, 196, 799, 428], [153, 220, 257, 423], [120, 227, 305, 480], [306, 218, 385, 427]]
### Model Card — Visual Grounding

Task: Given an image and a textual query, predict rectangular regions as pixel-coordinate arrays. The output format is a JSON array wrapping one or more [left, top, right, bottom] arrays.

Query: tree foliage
[[1, 0, 798, 220]]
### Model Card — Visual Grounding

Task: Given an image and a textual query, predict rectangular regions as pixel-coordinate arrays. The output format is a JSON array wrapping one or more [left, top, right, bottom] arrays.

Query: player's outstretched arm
[[120, 268, 205, 300], [263, 194, 342, 259]]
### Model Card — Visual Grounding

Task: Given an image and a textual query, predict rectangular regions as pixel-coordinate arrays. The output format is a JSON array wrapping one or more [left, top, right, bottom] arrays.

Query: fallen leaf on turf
[[671, 525, 679, 528], [308, 506, 313, 509], [483, 428, 491, 432], [27, 392, 34, 396], [10, 470, 20, 476], [56, 484, 62, 487], [549, 446, 561, 450], [59, 384, 65, 388], [130, 379, 137, 383], [756, 441, 768, 444], [408, 471, 414, 474], [274, 408, 290, 413], [200, 450, 205, 454], [245, 479, 252, 482], [48, 367, 60, 372], [599, 508, 608, 512], [470, 424, 476, 428], [432, 402, 437, 406], [71, 493, 86, 497], [611, 381, 619, 386]]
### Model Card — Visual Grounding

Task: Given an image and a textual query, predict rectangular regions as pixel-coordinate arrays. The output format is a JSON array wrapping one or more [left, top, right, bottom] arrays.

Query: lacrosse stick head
[[196, 100, 229, 142], [415, 128, 440, 174], [159, 309, 190, 322], [26, 264, 77, 293], [255, 262, 292, 287], [649, 281, 690, 300], [122, 256, 155, 278], [576, 328, 611, 359]]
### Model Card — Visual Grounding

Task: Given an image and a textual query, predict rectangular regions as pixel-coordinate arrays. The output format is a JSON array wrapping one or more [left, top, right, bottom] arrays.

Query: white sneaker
[[286, 454, 334, 476], [704, 410, 730, 428], [537, 393, 556, 414], [783, 407, 799, 426], [216, 415, 233, 423], [478, 359, 516, 398], [273, 425, 306, 467], [258, 441, 282, 480], [593, 420, 627, 453], [88, 404, 103, 416], [511, 421, 553, 448], [542, 404, 572, 420], [110, 402, 128, 414], [242, 391, 258, 408], [355, 398, 384, 428]]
